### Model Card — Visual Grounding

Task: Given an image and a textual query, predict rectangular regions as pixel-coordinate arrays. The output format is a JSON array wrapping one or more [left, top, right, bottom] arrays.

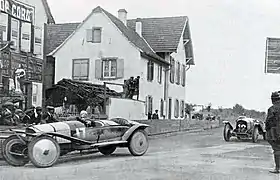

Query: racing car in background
[[223, 116, 266, 143], [1, 118, 149, 168]]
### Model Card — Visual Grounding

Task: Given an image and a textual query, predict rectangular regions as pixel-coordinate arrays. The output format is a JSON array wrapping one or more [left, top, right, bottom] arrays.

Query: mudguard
[[223, 121, 233, 129], [121, 123, 149, 141]]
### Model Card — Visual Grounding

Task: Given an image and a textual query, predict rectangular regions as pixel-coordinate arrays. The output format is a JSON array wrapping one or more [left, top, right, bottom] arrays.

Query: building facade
[[0, 0, 55, 108], [46, 6, 194, 119]]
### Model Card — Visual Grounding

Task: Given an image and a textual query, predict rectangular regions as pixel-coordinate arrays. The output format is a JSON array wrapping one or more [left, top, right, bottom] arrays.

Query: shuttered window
[[72, 59, 89, 81], [102, 58, 117, 78], [170, 57, 175, 83], [95, 58, 124, 80], [180, 100, 185, 118], [182, 65, 186, 87], [147, 61, 154, 82], [158, 65, 162, 84], [160, 99, 164, 117], [86, 27, 102, 43], [174, 99, 179, 118], [145, 96, 153, 115], [176, 62, 180, 85]]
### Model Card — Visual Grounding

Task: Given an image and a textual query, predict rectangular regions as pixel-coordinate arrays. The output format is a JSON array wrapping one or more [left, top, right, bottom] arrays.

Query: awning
[[46, 79, 122, 107]]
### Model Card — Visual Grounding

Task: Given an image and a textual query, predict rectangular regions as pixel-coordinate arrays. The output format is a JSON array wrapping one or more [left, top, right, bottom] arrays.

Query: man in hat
[[34, 106, 43, 125], [22, 108, 35, 125], [266, 91, 280, 173], [42, 106, 59, 123], [13, 109, 24, 125], [0, 102, 16, 126]]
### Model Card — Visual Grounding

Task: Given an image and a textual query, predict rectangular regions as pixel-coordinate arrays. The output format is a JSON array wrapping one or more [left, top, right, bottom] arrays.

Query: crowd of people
[[0, 101, 59, 126]]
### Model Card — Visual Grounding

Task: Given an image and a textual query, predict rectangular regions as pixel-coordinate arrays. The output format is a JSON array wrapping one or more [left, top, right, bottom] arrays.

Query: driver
[[76, 111, 94, 127]]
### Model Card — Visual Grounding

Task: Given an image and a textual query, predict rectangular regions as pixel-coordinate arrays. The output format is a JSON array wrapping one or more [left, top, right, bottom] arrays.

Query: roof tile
[[46, 23, 80, 54]]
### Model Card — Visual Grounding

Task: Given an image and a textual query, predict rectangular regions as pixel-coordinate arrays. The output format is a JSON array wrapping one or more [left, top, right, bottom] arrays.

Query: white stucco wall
[[54, 11, 142, 93], [107, 97, 146, 120], [168, 36, 187, 119], [139, 57, 165, 116]]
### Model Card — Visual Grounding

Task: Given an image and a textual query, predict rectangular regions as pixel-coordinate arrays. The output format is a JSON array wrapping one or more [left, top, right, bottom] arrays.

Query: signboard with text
[[0, 0, 35, 23], [265, 37, 280, 74]]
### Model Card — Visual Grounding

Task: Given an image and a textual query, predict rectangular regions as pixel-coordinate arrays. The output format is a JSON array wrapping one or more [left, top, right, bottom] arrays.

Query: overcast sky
[[47, 0, 280, 112]]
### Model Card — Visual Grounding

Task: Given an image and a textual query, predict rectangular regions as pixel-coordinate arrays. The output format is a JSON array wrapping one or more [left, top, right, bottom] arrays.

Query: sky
[[47, 0, 280, 112]]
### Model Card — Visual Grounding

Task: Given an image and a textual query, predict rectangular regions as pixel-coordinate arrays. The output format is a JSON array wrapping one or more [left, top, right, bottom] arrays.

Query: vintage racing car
[[1, 118, 149, 168], [223, 116, 266, 143]]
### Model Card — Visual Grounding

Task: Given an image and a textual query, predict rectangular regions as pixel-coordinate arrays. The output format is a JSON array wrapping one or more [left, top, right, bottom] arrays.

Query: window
[[182, 64, 186, 87], [87, 27, 102, 43], [176, 62, 180, 85], [174, 99, 179, 118], [158, 65, 162, 84], [147, 61, 154, 81], [180, 100, 185, 118], [102, 58, 117, 78], [95, 58, 124, 80], [160, 99, 164, 117], [72, 59, 89, 81], [145, 96, 153, 115], [170, 57, 175, 83]]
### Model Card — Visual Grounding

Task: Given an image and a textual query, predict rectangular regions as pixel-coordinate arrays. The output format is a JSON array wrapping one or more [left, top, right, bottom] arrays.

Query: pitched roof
[[127, 16, 187, 52], [41, 0, 55, 24], [47, 6, 168, 65], [46, 23, 80, 54]]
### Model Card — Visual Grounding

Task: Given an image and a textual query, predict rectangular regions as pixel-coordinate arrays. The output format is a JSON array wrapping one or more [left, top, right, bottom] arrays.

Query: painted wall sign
[[0, 0, 35, 23]]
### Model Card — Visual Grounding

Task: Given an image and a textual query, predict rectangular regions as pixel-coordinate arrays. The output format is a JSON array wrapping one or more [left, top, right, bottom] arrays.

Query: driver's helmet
[[80, 110, 88, 118]]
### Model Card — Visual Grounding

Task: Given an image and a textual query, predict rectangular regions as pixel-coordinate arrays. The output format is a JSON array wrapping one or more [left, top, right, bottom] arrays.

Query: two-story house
[[46, 6, 194, 119], [0, 0, 55, 108]]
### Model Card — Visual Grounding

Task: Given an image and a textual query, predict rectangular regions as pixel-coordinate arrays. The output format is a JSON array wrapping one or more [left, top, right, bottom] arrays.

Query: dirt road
[[0, 128, 279, 180]]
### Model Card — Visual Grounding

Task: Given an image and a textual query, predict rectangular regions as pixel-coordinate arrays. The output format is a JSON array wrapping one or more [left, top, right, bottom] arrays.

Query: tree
[[218, 106, 223, 112], [185, 103, 194, 116], [206, 103, 212, 112], [233, 104, 245, 115]]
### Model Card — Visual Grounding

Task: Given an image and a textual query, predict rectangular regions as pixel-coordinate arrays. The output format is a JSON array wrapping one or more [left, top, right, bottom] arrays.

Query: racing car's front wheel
[[2, 135, 29, 167], [28, 136, 61, 168], [128, 129, 149, 156], [252, 126, 259, 143], [223, 124, 231, 142]]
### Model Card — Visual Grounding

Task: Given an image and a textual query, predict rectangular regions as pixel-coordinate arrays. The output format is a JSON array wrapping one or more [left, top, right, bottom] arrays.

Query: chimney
[[118, 9, 127, 26], [136, 18, 142, 37]]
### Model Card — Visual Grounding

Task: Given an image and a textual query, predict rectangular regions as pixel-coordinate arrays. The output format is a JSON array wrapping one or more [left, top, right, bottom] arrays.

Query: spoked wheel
[[28, 136, 60, 168], [98, 146, 116, 156], [128, 130, 149, 156], [223, 124, 232, 142], [252, 126, 259, 143], [2, 135, 29, 167]]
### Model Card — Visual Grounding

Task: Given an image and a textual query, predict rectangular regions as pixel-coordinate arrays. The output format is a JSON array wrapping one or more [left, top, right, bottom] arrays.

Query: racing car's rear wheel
[[252, 126, 259, 143], [28, 136, 60, 168], [98, 146, 116, 156], [223, 124, 231, 142], [2, 135, 29, 167], [128, 129, 149, 156]]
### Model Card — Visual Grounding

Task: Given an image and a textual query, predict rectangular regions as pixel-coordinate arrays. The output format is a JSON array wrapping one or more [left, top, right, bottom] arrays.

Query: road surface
[[0, 127, 279, 180]]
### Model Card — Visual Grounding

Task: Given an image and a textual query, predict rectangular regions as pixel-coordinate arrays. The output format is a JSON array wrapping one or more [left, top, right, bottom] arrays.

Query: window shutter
[[151, 63, 154, 81], [95, 59, 102, 79], [145, 96, 148, 115], [86, 29, 93, 42], [116, 58, 124, 78]]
